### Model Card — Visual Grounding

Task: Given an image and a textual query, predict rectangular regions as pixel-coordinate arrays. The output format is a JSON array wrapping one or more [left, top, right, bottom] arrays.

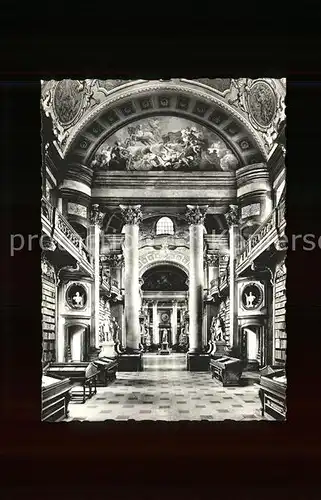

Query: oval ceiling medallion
[[53, 80, 84, 126], [248, 80, 277, 128]]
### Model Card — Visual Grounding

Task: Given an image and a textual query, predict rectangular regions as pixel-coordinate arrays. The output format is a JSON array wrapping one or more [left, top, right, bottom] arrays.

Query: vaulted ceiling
[[41, 78, 286, 174]]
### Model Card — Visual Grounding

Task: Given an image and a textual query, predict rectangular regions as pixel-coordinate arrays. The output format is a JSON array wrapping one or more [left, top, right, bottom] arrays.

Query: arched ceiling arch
[[141, 264, 188, 292], [63, 80, 267, 167], [139, 260, 189, 280], [41, 79, 286, 170]]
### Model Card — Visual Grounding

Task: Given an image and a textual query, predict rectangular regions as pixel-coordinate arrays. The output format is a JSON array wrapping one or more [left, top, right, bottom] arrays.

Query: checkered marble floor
[[64, 355, 266, 422]]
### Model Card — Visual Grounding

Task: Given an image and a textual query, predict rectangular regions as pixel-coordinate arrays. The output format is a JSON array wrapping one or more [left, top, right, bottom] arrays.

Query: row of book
[[275, 338, 287, 349], [43, 331, 56, 340], [274, 349, 286, 361]]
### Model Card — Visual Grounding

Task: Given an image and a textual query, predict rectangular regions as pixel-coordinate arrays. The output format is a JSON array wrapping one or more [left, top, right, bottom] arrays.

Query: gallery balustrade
[[236, 199, 285, 273], [41, 197, 93, 275]]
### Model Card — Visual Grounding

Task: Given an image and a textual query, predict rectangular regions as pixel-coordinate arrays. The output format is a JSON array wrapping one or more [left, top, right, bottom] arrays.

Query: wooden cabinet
[[259, 368, 286, 421], [41, 375, 72, 422], [210, 356, 243, 386]]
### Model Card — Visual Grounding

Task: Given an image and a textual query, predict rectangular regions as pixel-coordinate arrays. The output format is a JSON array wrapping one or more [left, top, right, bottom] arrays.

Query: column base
[[187, 353, 210, 371], [118, 352, 143, 371]]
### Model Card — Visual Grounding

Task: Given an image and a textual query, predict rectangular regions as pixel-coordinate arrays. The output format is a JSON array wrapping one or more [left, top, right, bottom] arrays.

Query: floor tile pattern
[[64, 354, 265, 422]]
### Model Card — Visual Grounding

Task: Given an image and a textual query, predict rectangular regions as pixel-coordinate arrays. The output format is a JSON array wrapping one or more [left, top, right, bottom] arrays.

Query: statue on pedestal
[[210, 316, 225, 342], [162, 329, 168, 344], [111, 316, 120, 342]]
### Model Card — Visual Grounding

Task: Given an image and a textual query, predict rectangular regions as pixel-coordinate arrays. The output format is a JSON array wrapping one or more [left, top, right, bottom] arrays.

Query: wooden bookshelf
[[41, 258, 57, 363], [273, 262, 286, 365]]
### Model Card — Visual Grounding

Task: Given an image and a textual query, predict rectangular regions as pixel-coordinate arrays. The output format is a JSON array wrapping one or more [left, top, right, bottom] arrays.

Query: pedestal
[[187, 353, 210, 371], [99, 341, 117, 359], [118, 353, 143, 371], [212, 340, 228, 359], [159, 342, 170, 355]]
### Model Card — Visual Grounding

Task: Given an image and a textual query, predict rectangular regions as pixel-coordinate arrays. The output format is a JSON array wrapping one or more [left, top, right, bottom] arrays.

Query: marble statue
[[111, 317, 120, 342], [72, 292, 83, 307], [245, 291, 256, 308], [162, 329, 168, 343]]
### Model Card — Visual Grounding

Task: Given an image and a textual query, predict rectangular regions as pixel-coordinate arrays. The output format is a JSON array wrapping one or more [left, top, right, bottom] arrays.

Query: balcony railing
[[236, 199, 285, 273], [111, 279, 122, 298], [41, 197, 93, 275]]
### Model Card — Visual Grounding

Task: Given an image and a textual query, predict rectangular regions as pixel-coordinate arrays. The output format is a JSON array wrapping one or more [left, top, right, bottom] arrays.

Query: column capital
[[90, 203, 105, 227], [185, 205, 208, 225], [225, 204, 240, 227], [119, 204, 143, 225], [205, 253, 220, 267]]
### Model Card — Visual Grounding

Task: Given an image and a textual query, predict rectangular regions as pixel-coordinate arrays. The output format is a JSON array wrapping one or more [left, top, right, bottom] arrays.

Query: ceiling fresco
[[91, 116, 239, 172], [41, 78, 285, 165]]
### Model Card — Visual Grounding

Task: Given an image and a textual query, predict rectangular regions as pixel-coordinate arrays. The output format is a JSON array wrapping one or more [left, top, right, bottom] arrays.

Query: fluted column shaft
[[120, 205, 142, 351], [186, 205, 208, 353]]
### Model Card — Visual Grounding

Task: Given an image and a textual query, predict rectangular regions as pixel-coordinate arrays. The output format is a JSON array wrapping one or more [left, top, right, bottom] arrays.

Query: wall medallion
[[248, 81, 277, 128], [53, 80, 84, 126], [161, 312, 170, 323], [66, 282, 87, 310], [241, 282, 263, 311]]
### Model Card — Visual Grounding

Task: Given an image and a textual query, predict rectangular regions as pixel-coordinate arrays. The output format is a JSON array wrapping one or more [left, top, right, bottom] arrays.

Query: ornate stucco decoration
[[225, 78, 286, 152], [139, 245, 189, 277], [41, 79, 101, 155], [101, 253, 124, 268], [90, 203, 105, 226], [205, 253, 220, 267], [57, 79, 268, 163], [119, 204, 143, 225], [185, 205, 208, 225], [41, 255, 56, 283], [225, 204, 240, 227]]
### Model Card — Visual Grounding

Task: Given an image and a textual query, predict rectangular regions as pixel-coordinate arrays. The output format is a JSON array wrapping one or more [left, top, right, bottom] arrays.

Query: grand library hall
[[40, 77, 286, 422]]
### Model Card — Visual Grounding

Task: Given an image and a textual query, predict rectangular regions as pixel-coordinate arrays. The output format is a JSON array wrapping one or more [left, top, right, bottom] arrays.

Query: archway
[[64, 322, 90, 362], [238, 318, 266, 370], [141, 264, 188, 349]]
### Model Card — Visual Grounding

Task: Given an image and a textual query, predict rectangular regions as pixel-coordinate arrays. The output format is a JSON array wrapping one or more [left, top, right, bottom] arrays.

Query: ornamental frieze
[[139, 248, 189, 276]]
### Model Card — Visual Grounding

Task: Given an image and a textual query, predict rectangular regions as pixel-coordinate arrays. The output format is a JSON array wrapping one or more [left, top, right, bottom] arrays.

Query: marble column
[[119, 205, 143, 352], [186, 205, 208, 353], [225, 205, 240, 349], [89, 204, 105, 349], [171, 300, 178, 346], [152, 300, 159, 345]]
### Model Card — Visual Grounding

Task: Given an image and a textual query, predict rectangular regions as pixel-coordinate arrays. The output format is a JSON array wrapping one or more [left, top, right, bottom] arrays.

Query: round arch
[[141, 263, 189, 292], [63, 80, 267, 167], [139, 259, 189, 279]]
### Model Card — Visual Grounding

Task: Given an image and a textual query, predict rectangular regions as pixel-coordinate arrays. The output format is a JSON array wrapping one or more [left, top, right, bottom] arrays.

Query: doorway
[[240, 325, 264, 369], [65, 324, 89, 362]]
